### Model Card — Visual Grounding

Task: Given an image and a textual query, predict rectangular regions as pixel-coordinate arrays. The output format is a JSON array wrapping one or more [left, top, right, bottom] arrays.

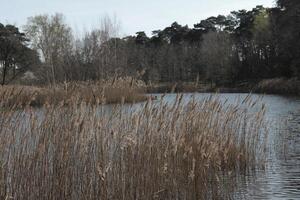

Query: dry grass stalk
[[255, 78, 300, 95], [0, 95, 267, 199], [0, 77, 147, 108]]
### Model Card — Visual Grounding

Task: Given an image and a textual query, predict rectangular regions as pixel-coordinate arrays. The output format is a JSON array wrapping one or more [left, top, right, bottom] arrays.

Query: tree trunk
[[2, 61, 8, 85], [51, 62, 56, 86]]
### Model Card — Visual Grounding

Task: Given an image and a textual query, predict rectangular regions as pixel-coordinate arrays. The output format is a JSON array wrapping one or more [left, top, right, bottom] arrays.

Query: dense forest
[[0, 0, 299, 86]]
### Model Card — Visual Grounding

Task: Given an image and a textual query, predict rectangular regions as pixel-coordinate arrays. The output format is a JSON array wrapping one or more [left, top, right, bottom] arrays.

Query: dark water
[[150, 93, 300, 200]]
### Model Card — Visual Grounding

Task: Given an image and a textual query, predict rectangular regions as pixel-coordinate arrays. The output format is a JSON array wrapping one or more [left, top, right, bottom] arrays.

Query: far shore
[[1, 77, 299, 109], [145, 78, 300, 96]]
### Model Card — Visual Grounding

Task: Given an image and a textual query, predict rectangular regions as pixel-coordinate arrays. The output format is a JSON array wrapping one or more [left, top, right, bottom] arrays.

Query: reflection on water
[[148, 93, 300, 200]]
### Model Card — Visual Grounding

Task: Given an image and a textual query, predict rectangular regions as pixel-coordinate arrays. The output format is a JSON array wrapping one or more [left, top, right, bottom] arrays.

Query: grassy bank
[[0, 95, 267, 199], [147, 78, 300, 96], [2, 77, 298, 110], [0, 77, 147, 108], [255, 78, 300, 96], [146, 82, 205, 93], [146, 82, 252, 94]]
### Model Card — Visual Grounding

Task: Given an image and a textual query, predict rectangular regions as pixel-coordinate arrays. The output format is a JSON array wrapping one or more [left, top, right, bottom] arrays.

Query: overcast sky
[[1, 0, 275, 36]]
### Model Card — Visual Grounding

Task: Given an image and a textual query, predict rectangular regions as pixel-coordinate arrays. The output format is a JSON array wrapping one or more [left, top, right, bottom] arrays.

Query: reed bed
[[255, 78, 300, 95], [0, 77, 147, 108], [0, 95, 267, 200]]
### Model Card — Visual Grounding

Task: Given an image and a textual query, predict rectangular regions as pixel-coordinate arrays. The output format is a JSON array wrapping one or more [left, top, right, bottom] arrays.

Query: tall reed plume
[[0, 94, 267, 199]]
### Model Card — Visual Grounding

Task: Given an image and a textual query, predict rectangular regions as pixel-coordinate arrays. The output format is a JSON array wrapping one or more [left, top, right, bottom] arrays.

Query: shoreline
[[145, 78, 300, 96]]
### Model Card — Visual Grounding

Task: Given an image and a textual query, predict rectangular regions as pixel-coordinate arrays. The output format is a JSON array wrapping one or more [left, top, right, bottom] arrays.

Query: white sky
[[0, 0, 276, 36]]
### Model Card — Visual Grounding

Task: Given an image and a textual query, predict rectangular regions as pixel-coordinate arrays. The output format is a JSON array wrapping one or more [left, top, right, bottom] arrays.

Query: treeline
[[0, 0, 299, 85]]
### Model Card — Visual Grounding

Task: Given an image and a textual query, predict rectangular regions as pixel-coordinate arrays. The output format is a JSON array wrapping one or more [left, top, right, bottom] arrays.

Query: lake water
[[148, 93, 300, 200]]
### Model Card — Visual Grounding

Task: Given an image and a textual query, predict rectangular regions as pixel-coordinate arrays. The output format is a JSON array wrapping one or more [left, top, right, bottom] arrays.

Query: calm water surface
[[149, 93, 300, 200]]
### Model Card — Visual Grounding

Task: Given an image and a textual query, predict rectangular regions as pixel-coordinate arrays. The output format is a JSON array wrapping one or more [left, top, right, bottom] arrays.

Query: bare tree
[[24, 13, 74, 84]]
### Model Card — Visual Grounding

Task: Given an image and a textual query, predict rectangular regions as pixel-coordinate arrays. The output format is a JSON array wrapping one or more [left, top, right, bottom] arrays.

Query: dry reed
[[0, 77, 147, 108], [0, 93, 268, 199], [255, 78, 300, 95]]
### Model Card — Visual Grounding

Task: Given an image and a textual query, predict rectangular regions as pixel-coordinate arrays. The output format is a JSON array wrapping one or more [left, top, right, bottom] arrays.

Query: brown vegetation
[[0, 94, 267, 199], [0, 77, 147, 108], [255, 78, 300, 95], [146, 82, 214, 93]]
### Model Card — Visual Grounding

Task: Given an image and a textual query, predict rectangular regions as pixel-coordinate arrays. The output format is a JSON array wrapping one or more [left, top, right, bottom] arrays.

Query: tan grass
[[255, 78, 300, 95], [0, 77, 147, 108], [0, 94, 267, 199]]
